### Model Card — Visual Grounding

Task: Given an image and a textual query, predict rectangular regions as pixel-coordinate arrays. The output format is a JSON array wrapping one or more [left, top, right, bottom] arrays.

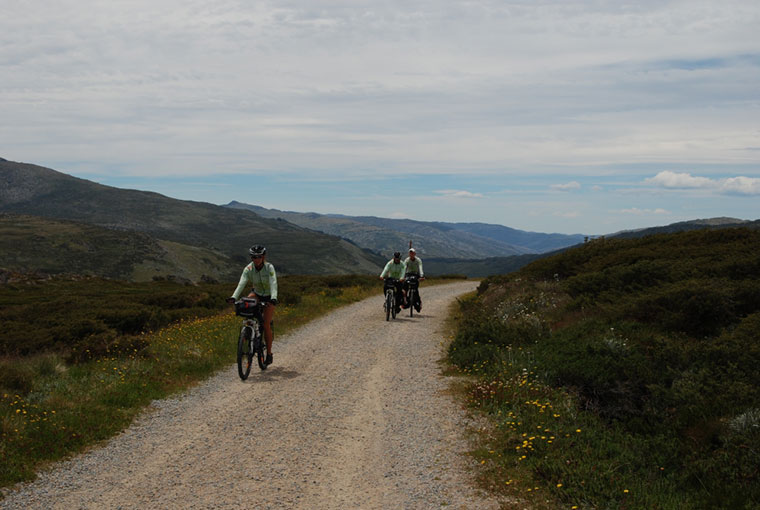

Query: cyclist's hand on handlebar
[[420, 277, 426, 281], [270, 298, 278, 306], [226, 297, 236, 304]]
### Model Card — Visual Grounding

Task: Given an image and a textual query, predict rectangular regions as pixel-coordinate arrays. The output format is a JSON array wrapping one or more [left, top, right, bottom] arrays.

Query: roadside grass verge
[[447, 229, 760, 510], [0, 275, 463, 491]]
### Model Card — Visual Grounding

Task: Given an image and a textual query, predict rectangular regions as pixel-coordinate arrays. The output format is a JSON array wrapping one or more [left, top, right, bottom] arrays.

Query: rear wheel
[[237, 326, 253, 380]]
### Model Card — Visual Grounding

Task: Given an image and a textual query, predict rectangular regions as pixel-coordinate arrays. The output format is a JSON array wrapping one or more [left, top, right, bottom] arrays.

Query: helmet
[[248, 245, 267, 257], [393, 251, 401, 258], [409, 248, 416, 253]]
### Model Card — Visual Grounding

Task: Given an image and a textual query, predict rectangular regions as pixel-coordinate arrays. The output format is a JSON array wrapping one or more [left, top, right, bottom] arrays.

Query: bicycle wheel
[[408, 289, 415, 317], [385, 289, 392, 321], [391, 291, 396, 319], [237, 326, 253, 380], [254, 327, 268, 370]]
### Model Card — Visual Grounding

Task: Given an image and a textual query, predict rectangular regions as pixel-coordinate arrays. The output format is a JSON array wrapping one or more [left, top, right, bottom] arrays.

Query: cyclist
[[403, 247, 425, 312], [379, 251, 407, 313], [227, 245, 278, 366]]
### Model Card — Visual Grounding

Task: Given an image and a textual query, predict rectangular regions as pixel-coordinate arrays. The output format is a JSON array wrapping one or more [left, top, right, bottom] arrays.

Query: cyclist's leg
[[261, 301, 274, 354], [247, 291, 274, 353]]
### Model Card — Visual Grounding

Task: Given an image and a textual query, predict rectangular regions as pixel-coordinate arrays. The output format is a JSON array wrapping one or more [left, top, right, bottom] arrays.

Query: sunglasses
[[251, 255, 263, 259]]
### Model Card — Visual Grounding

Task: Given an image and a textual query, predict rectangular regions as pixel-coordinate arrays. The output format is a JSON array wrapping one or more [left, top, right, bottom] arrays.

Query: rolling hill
[[0, 159, 384, 280]]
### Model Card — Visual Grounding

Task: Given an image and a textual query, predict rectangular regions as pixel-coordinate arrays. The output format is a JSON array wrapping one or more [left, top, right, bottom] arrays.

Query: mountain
[[609, 217, 759, 239], [225, 202, 587, 259], [0, 159, 384, 280]]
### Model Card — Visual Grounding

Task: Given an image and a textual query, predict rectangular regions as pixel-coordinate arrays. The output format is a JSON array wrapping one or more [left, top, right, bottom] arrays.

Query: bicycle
[[234, 297, 270, 379], [405, 274, 421, 317], [383, 278, 400, 321]]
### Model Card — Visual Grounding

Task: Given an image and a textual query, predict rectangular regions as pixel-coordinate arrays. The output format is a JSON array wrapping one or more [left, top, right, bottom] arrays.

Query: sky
[[2, 0, 759, 235]]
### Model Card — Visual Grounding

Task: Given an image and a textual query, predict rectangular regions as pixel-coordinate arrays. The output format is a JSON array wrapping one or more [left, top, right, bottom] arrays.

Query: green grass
[[448, 228, 760, 510], [0, 274, 461, 490]]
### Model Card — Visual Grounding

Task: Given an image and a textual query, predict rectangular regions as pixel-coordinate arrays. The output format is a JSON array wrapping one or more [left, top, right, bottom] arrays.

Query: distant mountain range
[[1, 158, 757, 280], [225, 202, 587, 258]]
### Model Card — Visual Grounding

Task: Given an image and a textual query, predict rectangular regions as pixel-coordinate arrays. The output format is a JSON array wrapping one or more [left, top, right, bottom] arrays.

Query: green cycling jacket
[[232, 261, 278, 300], [403, 256, 423, 277], [380, 260, 406, 280]]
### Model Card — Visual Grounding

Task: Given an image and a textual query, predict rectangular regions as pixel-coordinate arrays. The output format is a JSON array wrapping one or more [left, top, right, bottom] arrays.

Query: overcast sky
[[2, 0, 759, 234]]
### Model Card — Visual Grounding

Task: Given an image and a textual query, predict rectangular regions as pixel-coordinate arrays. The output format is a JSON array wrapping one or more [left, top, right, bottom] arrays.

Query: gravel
[[1, 281, 506, 509]]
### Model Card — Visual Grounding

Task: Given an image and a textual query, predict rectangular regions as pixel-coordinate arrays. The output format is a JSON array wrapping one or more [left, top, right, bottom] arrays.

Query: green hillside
[[0, 214, 235, 282], [449, 227, 760, 509], [0, 160, 384, 277]]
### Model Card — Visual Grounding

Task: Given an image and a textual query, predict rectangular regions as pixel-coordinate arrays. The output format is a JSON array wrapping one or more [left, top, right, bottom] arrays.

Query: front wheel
[[408, 289, 415, 317], [254, 327, 268, 370], [385, 289, 393, 321], [237, 326, 253, 380]]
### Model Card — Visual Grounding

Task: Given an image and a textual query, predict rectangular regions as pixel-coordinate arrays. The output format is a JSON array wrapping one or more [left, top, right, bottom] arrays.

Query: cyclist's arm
[[267, 263, 278, 302], [231, 266, 251, 300], [418, 258, 424, 278], [380, 261, 391, 279]]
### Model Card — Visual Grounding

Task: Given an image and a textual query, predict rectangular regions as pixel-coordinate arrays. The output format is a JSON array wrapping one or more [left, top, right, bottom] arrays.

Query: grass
[[0, 274, 462, 491], [448, 228, 760, 510]]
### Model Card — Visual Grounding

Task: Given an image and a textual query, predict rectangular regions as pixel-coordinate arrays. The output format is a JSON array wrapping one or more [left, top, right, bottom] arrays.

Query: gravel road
[[1, 281, 504, 509]]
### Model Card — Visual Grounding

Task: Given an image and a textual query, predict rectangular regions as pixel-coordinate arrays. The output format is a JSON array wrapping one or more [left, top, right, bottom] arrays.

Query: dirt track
[[1, 281, 505, 509]]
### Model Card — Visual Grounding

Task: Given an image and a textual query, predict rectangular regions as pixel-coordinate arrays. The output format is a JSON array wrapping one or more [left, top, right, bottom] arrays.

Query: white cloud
[[434, 190, 484, 199], [550, 181, 581, 191], [721, 176, 760, 195], [621, 208, 671, 215], [645, 171, 760, 195], [644, 171, 713, 189]]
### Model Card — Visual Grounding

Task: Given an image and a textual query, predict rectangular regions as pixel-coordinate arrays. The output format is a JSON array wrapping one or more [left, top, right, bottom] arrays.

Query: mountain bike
[[383, 278, 399, 321], [234, 297, 269, 379], [405, 274, 421, 317]]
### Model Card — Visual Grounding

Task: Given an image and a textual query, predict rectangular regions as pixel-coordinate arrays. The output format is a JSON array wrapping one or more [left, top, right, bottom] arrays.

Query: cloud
[[645, 171, 760, 195], [644, 171, 713, 189], [620, 207, 670, 215], [550, 181, 581, 191], [721, 176, 760, 195], [434, 190, 484, 199]]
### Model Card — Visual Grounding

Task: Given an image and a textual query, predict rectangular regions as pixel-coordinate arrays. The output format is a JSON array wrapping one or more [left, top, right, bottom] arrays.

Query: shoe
[[415, 304, 421, 312], [265, 353, 273, 365]]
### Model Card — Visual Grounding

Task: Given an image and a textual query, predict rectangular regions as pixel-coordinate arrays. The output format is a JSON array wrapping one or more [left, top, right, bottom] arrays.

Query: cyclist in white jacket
[[379, 251, 407, 312], [403, 248, 425, 312], [228, 245, 278, 366]]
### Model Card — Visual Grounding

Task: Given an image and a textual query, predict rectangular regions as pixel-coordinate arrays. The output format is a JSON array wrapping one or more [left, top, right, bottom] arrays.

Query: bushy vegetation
[[449, 228, 760, 509], [0, 273, 381, 489]]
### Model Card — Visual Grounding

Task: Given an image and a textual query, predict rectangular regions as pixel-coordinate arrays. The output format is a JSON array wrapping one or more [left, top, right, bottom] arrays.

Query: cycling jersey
[[380, 260, 406, 280], [403, 256, 424, 277], [232, 261, 278, 300]]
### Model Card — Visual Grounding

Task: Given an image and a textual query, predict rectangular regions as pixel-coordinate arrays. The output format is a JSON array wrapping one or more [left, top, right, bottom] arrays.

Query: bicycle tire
[[408, 289, 415, 317], [391, 291, 396, 319], [385, 289, 392, 321], [254, 326, 268, 370], [237, 326, 253, 380]]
